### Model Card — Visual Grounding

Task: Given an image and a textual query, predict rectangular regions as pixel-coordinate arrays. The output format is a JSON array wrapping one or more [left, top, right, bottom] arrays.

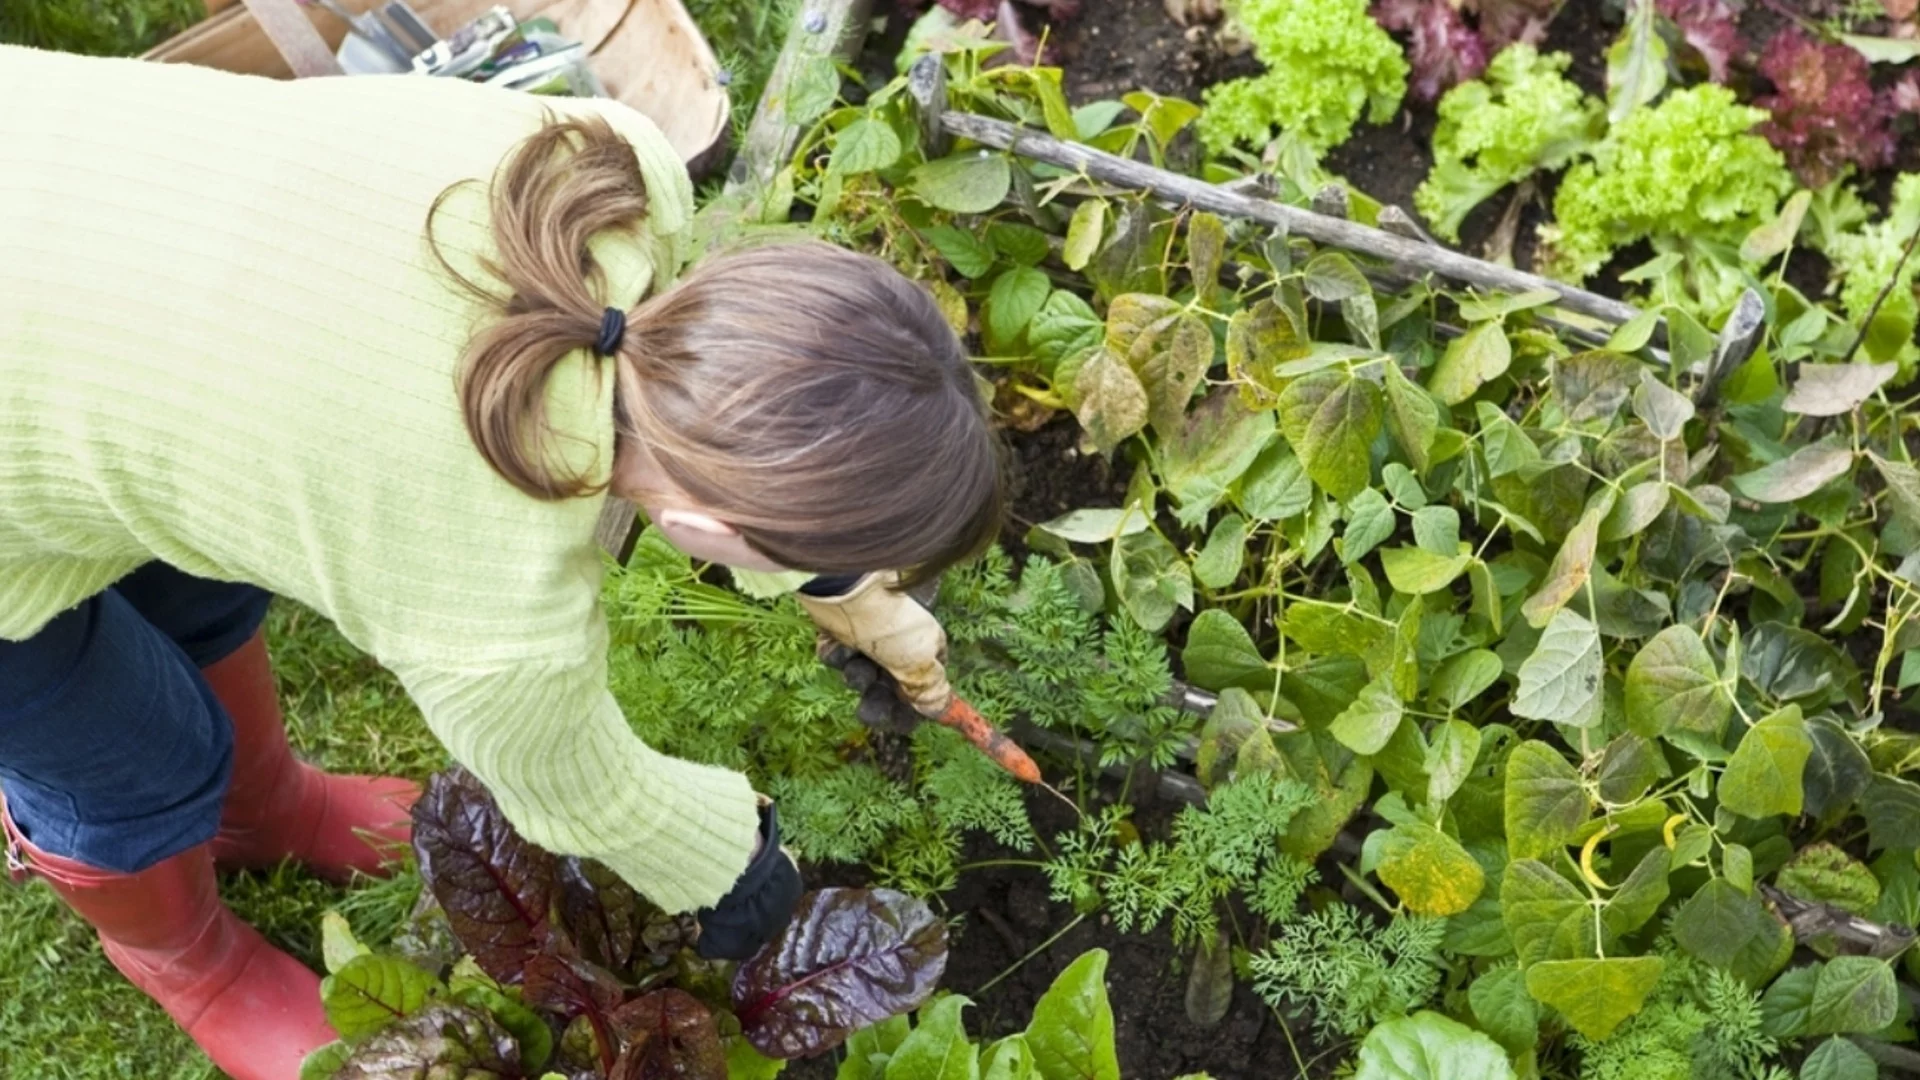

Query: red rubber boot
[[4, 820, 336, 1080], [202, 632, 418, 882]]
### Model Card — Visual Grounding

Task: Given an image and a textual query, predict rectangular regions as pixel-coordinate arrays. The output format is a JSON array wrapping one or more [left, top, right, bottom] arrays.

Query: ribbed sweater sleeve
[[393, 617, 758, 913]]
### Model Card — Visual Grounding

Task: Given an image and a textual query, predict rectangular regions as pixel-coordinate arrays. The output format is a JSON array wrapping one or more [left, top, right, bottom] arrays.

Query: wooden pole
[[908, 54, 951, 159], [939, 110, 1649, 330], [727, 0, 876, 192]]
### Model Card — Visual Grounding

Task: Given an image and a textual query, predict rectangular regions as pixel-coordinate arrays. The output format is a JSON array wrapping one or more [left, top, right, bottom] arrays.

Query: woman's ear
[[654, 507, 741, 537]]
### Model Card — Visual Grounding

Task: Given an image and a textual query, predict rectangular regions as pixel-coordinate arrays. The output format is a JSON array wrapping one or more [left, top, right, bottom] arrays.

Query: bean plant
[[670, 22, 1920, 1078]]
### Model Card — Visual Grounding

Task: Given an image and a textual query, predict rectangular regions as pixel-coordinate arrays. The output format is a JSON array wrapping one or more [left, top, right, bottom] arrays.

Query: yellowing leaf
[[1139, 313, 1216, 437], [1376, 823, 1485, 917], [1521, 496, 1609, 628], [1074, 348, 1149, 454], [1429, 322, 1512, 405], [1524, 957, 1665, 1040], [1277, 370, 1383, 501]]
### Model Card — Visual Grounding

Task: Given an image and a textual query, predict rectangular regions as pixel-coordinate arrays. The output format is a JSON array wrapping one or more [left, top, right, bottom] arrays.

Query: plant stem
[[974, 912, 1088, 997], [1836, 217, 1920, 367], [954, 860, 1051, 874]]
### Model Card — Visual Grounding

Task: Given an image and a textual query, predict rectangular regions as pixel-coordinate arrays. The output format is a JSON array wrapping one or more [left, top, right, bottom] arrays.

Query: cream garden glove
[[795, 572, 953, 717]]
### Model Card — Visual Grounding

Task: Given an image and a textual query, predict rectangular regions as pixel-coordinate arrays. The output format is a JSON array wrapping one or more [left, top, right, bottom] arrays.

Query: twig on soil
[[937, 109, 1648, 329], [973, 904, 1026, 956], [974, 911, 1089, 996], [1482, 178, 1535, 267]]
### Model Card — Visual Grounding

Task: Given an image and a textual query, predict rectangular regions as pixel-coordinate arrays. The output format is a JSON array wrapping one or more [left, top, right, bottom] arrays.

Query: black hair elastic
[[594, 307, 627, 358]]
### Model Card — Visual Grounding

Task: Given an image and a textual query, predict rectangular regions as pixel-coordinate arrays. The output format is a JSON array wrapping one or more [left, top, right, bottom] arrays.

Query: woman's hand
[[796, 572, 952, 717], [694, 798, 802, 960]]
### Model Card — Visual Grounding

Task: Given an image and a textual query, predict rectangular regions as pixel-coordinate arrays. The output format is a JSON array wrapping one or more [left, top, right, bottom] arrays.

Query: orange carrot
[[935, 696, 1043, 785]]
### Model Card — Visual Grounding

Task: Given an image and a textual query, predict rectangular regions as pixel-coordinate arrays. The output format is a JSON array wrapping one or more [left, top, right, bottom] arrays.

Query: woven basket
[[145, 0, 731, 169]]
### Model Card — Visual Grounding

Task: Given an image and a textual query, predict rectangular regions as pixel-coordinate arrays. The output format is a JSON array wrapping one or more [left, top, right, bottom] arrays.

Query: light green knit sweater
[[0, 45, 758, 912]]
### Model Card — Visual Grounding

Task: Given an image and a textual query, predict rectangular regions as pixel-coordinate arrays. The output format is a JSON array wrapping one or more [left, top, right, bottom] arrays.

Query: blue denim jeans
[[0, 563, 270, 873]]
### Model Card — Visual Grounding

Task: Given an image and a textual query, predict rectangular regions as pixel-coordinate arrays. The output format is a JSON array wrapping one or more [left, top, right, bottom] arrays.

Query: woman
[[0, 43, 1001, 1080]]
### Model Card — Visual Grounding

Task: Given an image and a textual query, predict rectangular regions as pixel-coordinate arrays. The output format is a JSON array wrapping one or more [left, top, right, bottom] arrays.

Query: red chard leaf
[[334, 1003, 523, 1079], [411, 768, 558, 984], [1756, 28, 1897, 187], [1375, 0, 1490, 102], [608, 989, 727, 1080], [557, 857, 644, 975], [732, 888, 949, 1059], [524, 951, 628, 1021], [526, 950, 628, 1078]]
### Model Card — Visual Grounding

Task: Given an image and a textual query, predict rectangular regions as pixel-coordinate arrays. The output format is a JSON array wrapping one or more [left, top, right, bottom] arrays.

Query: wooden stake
[[908, 53, 950, 159]]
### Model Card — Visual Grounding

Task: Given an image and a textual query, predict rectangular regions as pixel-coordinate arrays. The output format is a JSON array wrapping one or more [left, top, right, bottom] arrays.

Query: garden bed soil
[[1001, 414, 1134, 540], [789, 783, 1339, 1080]]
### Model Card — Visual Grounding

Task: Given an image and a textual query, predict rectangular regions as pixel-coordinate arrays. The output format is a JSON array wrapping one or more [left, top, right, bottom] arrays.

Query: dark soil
[[1001, 415, 1134, 545], [1051, 0, 1261, 103]]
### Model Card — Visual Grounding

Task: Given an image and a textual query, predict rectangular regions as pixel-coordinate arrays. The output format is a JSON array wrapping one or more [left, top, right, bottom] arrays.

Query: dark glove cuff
[[731, 802, 784, 897], [696, 802, 802, 961], [799, 572, 866, 598]]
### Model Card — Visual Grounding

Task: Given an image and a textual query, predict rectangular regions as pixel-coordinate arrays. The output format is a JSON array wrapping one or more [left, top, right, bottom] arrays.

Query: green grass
[[0, 603, 444, 1080], [0, 0, 204, 56], [685, 0, 803, 139]]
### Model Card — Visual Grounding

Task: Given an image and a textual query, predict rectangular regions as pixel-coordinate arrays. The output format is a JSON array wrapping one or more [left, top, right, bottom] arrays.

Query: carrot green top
[[0, 44, 758, 912]]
